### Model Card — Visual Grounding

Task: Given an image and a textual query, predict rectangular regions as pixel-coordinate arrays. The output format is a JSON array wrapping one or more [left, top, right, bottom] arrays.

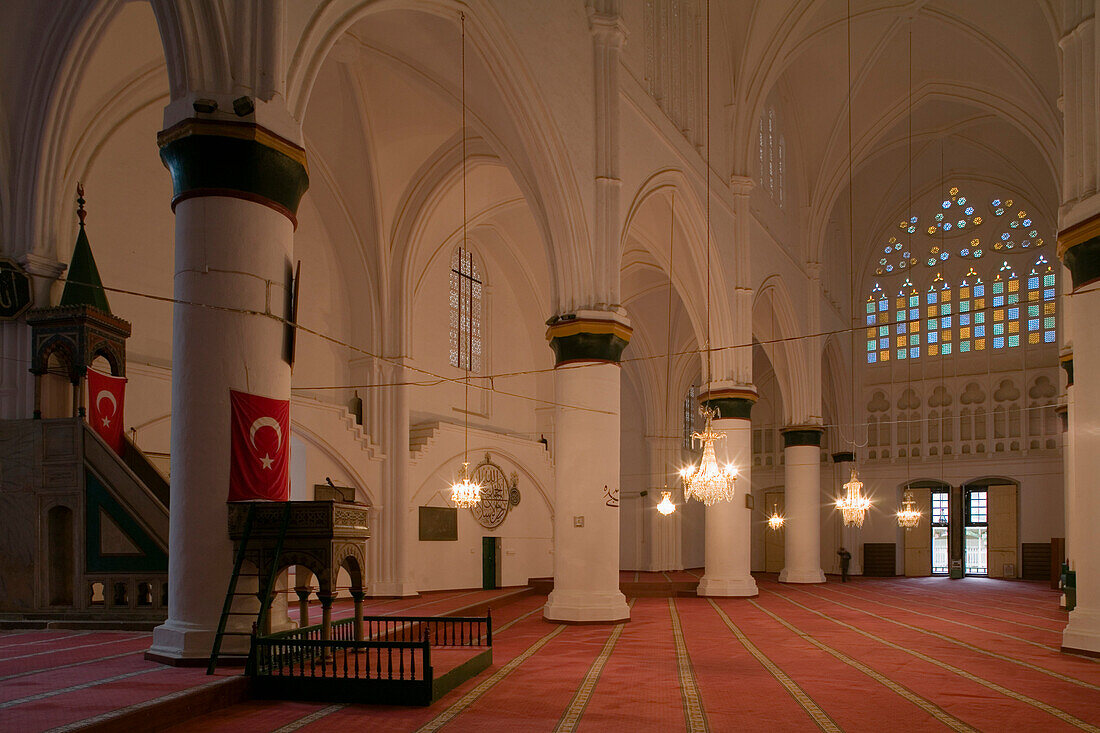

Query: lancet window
[[449, 247, 483, 372]]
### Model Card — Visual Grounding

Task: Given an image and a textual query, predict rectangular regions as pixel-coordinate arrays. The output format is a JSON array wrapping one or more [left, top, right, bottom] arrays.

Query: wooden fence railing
[[249, 611, 492, 706]]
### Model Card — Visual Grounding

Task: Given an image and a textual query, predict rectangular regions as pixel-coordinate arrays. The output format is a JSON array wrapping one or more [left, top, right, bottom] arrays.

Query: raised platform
[[529, 569, 703, 597], [1, 586, 532, 732]]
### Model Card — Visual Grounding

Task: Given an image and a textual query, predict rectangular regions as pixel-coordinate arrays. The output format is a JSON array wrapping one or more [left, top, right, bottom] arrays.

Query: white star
[[102, 416, 110, 427], [260, 453, 274, 470]]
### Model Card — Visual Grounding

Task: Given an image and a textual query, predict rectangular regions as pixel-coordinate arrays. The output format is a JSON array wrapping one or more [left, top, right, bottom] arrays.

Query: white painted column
[[832, 452, 862, 575], [149, 196, 294, 661], [371, 360, 414, 597], [780, 427, 826, 583], [149, 114, 309, 663], [1063, 291, 1100, 653], [697, 389, 757, 596], [1058, 2, 1100, 654], [544, 311, 631, 623]]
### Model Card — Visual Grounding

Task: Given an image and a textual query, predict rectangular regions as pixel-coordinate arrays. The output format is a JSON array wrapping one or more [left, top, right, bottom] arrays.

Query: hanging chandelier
[[450, 461, 482, 509], [447, 14, 481, 511], [767, 504, 785, 530], [836, 467, 871, 527], [656, 490, 676, 516], [679, 408, 737, 506], [897, 489, 921, 529]]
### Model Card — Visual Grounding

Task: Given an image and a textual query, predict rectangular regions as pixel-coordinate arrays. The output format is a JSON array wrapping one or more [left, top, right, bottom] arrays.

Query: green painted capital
[[157, 119, 309, 225], [782, 426, 824, 448], [699, 388, 757, 420], [1058, 214, 1100, 290], [546, 316, 632, 365]]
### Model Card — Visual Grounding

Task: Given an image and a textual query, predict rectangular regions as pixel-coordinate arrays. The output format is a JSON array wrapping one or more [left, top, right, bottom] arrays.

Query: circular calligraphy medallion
[[470, 459, 511, 529]]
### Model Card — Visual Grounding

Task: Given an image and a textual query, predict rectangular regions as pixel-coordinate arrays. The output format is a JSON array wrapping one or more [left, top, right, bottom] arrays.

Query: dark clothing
[[838, 549, 852, 583]]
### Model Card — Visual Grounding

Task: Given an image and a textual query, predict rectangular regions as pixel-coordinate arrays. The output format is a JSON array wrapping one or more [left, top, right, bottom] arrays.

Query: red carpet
[[7, 578, 1100, 732]]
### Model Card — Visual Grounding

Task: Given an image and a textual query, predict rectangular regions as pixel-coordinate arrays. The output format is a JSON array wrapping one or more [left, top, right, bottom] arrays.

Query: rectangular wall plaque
[[419, 506, 458, 541]]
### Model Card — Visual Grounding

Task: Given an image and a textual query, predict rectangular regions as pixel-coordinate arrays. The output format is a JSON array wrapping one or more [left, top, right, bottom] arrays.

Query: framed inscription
[[419, 506, 458, 541]]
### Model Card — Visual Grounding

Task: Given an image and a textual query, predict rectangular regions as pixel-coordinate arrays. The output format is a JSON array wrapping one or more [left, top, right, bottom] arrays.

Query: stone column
[[350, 590, 365, 641], [696, 388, 757, 596], [1059, 226, 1100, 653], [543, 312, 631, 623], [148, 117, 309, 663], [318, 591, 336, 642], [780, 426, 826, 583], [831, 452, 862, 576], [295, 586, 311, 628]]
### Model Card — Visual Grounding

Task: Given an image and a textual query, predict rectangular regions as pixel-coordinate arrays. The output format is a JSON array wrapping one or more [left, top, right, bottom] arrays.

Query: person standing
[[838, 547, 852, 583]]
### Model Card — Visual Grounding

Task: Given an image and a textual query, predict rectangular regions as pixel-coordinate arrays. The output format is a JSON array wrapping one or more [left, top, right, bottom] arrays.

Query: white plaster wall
[[408, 423, 553, 591]]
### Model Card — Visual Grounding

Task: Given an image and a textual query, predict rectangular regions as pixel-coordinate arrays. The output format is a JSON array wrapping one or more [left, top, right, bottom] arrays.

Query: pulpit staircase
[[207, 502, 292, 674]]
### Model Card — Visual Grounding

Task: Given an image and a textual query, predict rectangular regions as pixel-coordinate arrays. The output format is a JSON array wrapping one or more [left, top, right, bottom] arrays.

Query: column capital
[[546, 310, 632, 365], [781, 425, 824, 448], [699, 385, 756, 420], [1058, 213, 1100, 289], [157, 118, 310, 227]]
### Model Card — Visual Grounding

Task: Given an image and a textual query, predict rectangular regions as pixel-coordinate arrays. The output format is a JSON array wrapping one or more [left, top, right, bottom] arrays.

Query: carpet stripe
[[271, 704, 348, 732], [821, 584, 1065, 653], [414, 624, 567, 732], [553, 600, 634, 732], [42, 676, 231, 733], [668, 598, 708, 733], [855, 584, 1062, 633], [0, 667, 158, 709], [766, 588, 1100, 732], [1, 635, 141, 661], [747, 599, 977, 732], [0, 631, 94, 649], [0, 648, 142, 682], [798, 585, 1100, 690], [705, 599, 841, 733], [877, 579, 1066, 620]]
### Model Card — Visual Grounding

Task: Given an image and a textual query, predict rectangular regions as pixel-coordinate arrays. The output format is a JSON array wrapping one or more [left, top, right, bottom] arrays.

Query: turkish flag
[[88, 369, 126, 454], [228, 389, 290, 502]]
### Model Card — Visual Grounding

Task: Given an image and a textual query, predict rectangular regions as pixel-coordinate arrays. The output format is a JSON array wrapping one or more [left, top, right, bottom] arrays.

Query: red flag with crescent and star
[[87, 369, 126, 454], [228, 389, 290, 502]]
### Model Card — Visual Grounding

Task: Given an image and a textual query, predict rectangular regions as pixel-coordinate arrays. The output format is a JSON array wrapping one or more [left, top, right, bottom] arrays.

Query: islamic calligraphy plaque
[[469, 453, 520, 529]]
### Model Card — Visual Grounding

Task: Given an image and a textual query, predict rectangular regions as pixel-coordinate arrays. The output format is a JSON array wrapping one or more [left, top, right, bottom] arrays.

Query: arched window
[[758, 107, 785, 207], [449, 247, 483, 372], [865, 187, 1056, 363]]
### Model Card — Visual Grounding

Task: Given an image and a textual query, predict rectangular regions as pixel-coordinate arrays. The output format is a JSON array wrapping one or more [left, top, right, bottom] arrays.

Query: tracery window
[[449, 247, 482, 372], [865, 188, 1056, 363], [757, 107, 785, 207]]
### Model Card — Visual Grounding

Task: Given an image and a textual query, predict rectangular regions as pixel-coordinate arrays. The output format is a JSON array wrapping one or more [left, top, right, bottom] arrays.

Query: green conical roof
[[60, 223, 111, 313]]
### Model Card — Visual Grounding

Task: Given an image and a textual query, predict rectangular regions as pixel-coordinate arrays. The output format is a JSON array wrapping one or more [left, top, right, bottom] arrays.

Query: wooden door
[[903, 488, 932, 576], [764, 491, 785, 573], [988, 485, 1018, 578]]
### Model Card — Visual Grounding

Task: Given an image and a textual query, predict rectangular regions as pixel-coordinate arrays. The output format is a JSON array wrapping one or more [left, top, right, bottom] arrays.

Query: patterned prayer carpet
[[5, 577, 1099, 732]]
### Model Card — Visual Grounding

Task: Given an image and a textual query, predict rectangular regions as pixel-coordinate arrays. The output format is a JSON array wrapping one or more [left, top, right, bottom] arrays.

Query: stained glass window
[[867, 190, 1056, 364], [449, 247, 483, 372]]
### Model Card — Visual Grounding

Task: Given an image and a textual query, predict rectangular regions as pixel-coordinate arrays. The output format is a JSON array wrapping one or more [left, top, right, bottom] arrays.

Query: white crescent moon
[[96, 390, 117, 417], [249, 416, 283, 452]]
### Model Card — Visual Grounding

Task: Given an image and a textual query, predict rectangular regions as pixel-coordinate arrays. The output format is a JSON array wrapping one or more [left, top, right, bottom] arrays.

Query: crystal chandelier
[[680, 408, 737, 506], [767, 504, 785, 530], [656, 490, 676, 515], [836, 467, 871, 527], [897, 489, 921, 529], [450, 461, 482, 509]]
